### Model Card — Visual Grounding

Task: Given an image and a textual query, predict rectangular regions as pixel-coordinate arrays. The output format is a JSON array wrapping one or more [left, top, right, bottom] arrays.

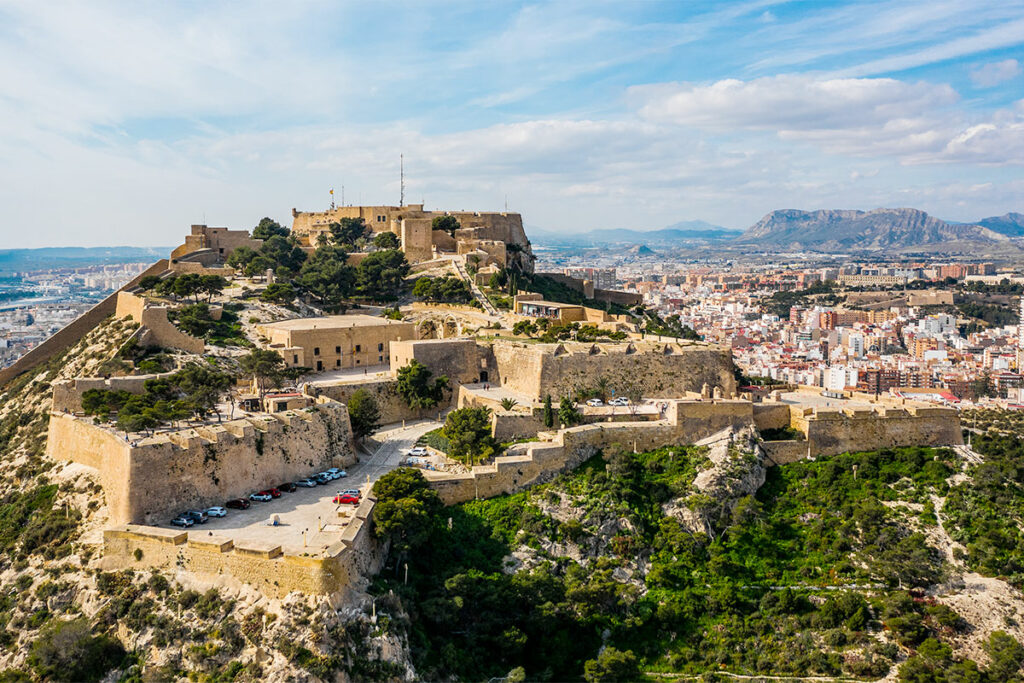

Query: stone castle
[[6, 206, 965, 603]]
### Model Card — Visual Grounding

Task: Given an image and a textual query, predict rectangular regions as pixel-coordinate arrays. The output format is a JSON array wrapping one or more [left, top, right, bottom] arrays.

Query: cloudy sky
[[1, 0, 1022, 247]]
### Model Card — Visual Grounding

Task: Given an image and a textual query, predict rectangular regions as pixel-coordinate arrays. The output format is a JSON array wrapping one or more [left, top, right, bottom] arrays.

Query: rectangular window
[[336, 359, 341, 367], [379, 355, 384, 362], [377, 342, 384, 352], [314, 347, 320, 355], [355, 344, 361, 353], [293, 355, 298, 364], [335, 346, 341, 354]]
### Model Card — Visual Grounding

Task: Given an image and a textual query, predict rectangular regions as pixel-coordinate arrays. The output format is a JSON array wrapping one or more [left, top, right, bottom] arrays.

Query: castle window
[[335, 346, 341, 354], [379, 355, 384, 363], [355, 344, 361, 353], [314, 347, 320, 356], [377, 215, 385, 222], [293, 355, 298, 364], [336, 359, 341, 367], [377, 342, 384, 352]]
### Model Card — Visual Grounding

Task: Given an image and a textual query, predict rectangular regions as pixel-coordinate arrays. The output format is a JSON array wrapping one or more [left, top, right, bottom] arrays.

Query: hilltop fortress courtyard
[[3, 204, 964, 602]]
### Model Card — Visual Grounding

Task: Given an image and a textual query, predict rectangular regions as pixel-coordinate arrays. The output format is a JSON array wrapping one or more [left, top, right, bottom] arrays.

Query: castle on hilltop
[[290, 203, 535, 272]]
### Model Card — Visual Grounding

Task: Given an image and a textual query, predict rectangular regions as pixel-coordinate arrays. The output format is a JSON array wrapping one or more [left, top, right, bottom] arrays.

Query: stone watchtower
[[397, 214, 433, 263]]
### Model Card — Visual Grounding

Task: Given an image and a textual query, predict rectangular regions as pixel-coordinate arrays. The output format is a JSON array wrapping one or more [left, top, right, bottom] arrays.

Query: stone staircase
[[453, 258, 501, 317]]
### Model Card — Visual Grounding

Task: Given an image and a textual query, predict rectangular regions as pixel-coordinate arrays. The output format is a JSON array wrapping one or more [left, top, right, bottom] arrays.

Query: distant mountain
[[0, 246, 169, 274], [977, 212, 1024, 237], [736, 208, 1008, 251], [529, 221, 740, 246]]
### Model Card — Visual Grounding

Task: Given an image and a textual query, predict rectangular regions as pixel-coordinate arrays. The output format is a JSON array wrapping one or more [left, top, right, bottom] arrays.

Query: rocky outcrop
[[737, 208, 1008, 251], [663, 426, 766, 538]]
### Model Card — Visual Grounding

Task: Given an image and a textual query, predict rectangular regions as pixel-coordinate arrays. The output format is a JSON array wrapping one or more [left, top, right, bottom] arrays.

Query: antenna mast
[[400, 154, 405, 207]]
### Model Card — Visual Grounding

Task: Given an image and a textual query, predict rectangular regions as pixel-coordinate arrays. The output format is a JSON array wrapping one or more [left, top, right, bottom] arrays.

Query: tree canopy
[[373, 231, 400, 249], [441, 407, 496, 465], [347, 388, 381, 440], [252, 217, 289, 240], [356, 249, 409, 301], [431, 215, 460, 236], [239, 349, 286, 398], [396, 360, 449, 410]]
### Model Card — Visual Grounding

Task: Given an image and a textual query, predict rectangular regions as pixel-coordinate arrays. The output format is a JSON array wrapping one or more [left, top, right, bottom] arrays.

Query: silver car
[[206, 506, 227, 518]]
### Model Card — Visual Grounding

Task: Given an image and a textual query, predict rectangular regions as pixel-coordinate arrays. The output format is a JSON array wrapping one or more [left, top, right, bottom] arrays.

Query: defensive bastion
[[47, 396, 355, 525]]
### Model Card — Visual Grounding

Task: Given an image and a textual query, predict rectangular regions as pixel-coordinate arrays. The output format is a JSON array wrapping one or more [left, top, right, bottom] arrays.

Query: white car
[[609, 397, 630, 407], [338, 489, 361, 497], [326, 468, 347, 479], [586, 398, 604, 407], [205, 506, 227, 518], [295, 478, 317, 488], [407, 446, 428, 457]]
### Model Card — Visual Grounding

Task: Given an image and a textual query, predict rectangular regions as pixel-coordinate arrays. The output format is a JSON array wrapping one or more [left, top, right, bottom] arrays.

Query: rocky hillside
[[371, 425, 1024, 681], [978, 212, 1024, 237], [737, 208, 1009, 252], [0, 315, 408, 682]]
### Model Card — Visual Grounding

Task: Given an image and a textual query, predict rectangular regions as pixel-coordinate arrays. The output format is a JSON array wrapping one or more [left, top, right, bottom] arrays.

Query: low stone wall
[[0, 260, 170, 388], [753, 403, 792, 432], [797, 405, 962, 457], [762, 440, 808, 465], [491, 411, 546, 442], [47, 397, 356, 524], [102, 494, 381, 601], [310, 377, 452, 425], [52, 372, 175, 413]]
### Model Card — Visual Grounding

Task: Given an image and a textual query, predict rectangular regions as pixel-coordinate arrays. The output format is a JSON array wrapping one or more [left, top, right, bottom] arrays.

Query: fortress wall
[[115, 291, 205, 354], [48, 398, 355, 525], [491, 411, 546, 442], [52, 373, 175, 413], [803, 407, 962, 457], [524, 344, 737, 401], [0, 260, 170, 388], [762, 440, 809, 466], [752, 403, 794, 432], [47, 413, 135, 522], [390, 338, 482, 385]]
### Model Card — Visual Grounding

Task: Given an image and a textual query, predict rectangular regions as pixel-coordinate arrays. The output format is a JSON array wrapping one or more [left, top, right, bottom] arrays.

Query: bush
[[28, 618, 126, 682]]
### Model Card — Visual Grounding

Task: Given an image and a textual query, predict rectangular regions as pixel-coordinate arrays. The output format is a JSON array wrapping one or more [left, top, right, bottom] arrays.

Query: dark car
[[277, 482, 297, 493], [225, 498, 250, 510], [183, 510, 208, 524], [314, 472, 332, 485]]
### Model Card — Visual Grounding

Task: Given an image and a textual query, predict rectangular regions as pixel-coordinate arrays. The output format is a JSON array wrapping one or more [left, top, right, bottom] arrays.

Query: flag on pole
[[329, 188, 334, 195]]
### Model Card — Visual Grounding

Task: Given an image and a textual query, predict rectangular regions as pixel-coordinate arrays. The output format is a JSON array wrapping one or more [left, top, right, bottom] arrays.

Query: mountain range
[[0, 246, 170, 274], [531, 209, 1024, 253]]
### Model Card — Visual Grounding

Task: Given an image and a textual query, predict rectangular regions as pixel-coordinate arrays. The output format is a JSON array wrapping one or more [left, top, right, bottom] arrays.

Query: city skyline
[[1, 0, 1022, 247]]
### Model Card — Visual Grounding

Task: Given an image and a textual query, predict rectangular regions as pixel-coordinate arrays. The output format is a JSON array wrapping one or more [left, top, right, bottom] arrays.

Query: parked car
[[266, 488, 282, 498], [326, 468, 347, 479], [609, 397, 629, 406], [314, 472, 332, 485], [206, 506, 227, 518], [249, 492, 272, 502], [407, 446, 428, 457], [586, 398, 604, 407], [277, 482, 297, 493], [183, 510, 208, 524], [295, 478, 317, 488], [338, 489, 361, 498], [333, 494, 360, 505], [170, 516, 194, 528], [225, 498, 250, 510]]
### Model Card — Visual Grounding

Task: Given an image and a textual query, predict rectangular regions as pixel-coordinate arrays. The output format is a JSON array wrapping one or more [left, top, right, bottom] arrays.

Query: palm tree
[[500, 397, 518, 411]]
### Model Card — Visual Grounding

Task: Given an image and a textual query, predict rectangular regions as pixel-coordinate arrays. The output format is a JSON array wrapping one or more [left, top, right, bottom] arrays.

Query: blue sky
[[0, 0, 1022, 247]]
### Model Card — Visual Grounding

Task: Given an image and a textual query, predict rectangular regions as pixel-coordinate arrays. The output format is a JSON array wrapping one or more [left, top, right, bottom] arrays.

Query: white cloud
[[970, 59, 1022, 87], [632, 75, 958, 131]]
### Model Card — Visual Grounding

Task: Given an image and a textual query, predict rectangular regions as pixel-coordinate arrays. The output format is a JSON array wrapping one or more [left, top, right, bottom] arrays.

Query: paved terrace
[[162, 420, 440, 556]]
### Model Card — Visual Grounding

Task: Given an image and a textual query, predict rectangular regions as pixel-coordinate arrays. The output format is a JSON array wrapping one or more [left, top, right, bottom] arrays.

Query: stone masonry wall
[[115, 291, 205, 354], [310, 377, 452, 425], [101, 493, 382, 602], [47, 397, 355, 524], [52, 373, 175, 413]]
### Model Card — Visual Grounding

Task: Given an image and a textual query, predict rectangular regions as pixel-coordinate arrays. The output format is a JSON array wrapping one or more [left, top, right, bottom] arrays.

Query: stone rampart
[[101, 493, 381, 601], [752, 403, 793, 432], [115, 291, 205, 354], [47, 397, 355, 524], [490, 340, 737, 402], [309, 376, 451, 425], [491, 411, 546, 442], [795, 404, 962, 457], [0, 260, 169, 388]]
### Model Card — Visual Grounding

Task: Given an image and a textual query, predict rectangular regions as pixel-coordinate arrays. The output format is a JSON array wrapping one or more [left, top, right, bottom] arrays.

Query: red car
[[333, 494, 360, 505], [225, 498, 250, 510], [264, 488, 282, 498]]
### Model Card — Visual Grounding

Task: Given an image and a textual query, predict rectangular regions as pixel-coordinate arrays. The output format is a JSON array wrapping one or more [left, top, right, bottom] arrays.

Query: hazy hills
[[532, 209, 1023, 254], [0, 246, 170, 274]]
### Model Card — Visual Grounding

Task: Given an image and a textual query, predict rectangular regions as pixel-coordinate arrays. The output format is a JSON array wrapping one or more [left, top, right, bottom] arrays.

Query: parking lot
[[168, 419, 441, 555]]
